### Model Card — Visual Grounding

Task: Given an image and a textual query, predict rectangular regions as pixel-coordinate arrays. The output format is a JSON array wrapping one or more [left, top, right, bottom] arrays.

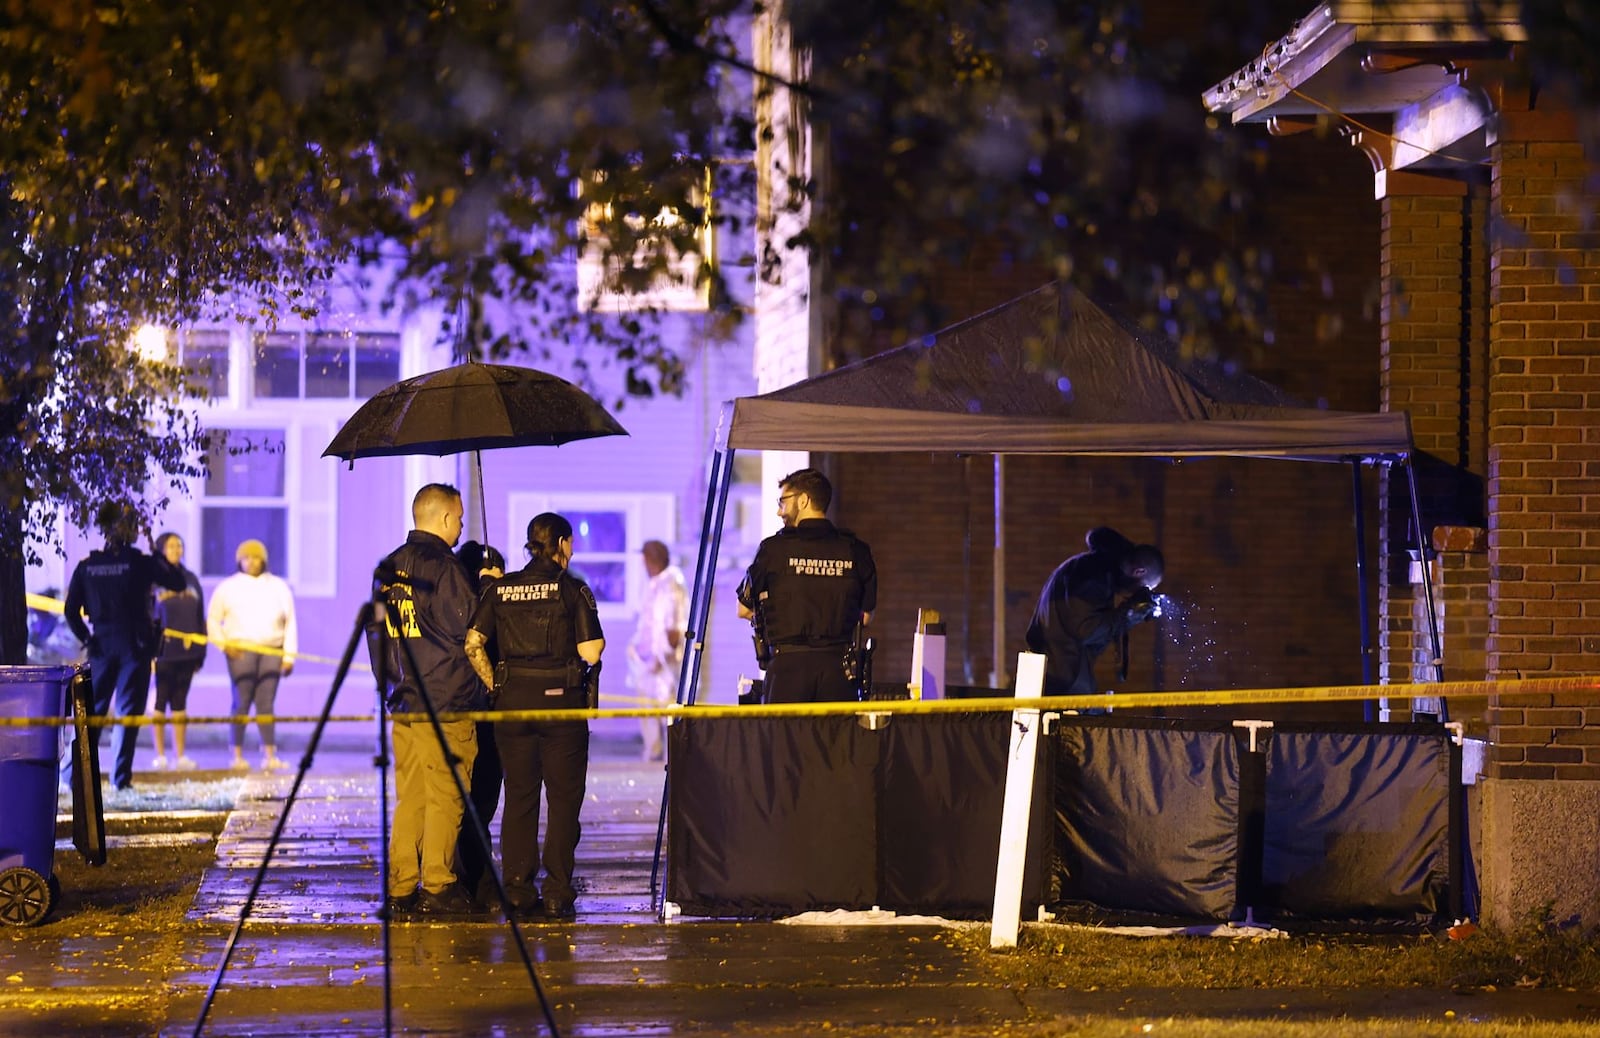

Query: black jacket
[[155, 567, 208, 665], [378, 530, 483, 713], [737, 519, 877, 646], [1024, 527, 1146, 694], [65, 544, 186, 659]]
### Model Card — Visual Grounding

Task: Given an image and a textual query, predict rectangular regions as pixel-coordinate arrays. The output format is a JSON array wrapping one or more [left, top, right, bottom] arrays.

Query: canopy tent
[[721, 282, 1413, 457], [675, 281, 1438, 707], [652, 281, 1445, 910]]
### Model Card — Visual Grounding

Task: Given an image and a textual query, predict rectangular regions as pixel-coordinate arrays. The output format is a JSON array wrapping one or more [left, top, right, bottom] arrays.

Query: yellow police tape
[[23, 590, 663, 711], [27, 591, 362, 671], [1, 673, 1595, 728]]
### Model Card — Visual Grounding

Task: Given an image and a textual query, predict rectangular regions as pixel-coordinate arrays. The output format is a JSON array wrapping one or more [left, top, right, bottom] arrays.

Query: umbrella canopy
[[323, 362, 627, 461]]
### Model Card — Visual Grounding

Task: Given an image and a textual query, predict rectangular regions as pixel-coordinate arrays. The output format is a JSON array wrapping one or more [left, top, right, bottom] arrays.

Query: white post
[[990, 650, 1045, 949], [908, 608, 946, 700]]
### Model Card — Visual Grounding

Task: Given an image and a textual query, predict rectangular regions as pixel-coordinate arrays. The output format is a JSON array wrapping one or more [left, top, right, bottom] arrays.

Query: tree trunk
[[0, 506, 27, 665]]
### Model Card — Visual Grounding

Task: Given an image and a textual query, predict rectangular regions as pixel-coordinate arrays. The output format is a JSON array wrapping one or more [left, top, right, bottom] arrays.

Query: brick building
[[1204, 1, 1600, 928]]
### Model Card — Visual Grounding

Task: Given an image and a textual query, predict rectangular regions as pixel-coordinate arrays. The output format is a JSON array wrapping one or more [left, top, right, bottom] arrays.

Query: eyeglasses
[[777, 493, 798, 506]]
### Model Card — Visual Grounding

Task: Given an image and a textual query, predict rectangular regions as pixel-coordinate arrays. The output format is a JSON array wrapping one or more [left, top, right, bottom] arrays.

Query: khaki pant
[[389, 718, 478, 897]]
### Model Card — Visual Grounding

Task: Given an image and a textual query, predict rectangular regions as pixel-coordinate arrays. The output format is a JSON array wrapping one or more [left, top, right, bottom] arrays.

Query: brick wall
[[1485, 111, 1600, 781], [1376, 178, 1492, 698]]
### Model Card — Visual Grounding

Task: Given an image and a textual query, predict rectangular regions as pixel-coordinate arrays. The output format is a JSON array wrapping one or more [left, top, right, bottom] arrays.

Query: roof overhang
[[1202, 2, 1524, 171]]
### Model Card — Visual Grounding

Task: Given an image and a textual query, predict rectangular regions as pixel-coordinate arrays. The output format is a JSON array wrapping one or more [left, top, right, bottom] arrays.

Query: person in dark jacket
[[465, 512, 604, 920], [150, 532, 207, 771], [379, 483, 482, 917], [63, 502, 187, 792], [737, 468, 876, 704], [454, 539, 506, 906], [1024, 526, 1165, 695]]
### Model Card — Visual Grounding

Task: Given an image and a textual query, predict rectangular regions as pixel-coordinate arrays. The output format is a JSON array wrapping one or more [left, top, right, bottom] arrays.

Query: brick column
[[1478, 107, 1600, 929], [1377, 173, 1490, 704], [1412, 526, 1490, 716]]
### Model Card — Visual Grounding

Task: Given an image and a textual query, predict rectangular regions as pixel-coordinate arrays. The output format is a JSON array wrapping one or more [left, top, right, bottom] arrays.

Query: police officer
[[465, 512, 604, 920], [63, 501, 187, 792], [1025, 526, 1164, 695], [454, 540, 506, 906], [379, 483, 482, 917], [737, 468, 877, 704]]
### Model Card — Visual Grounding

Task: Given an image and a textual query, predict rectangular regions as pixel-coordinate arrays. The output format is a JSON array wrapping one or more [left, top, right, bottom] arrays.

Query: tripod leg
[[190, 601, 382, 1037], [388, 620, 562, 1038]]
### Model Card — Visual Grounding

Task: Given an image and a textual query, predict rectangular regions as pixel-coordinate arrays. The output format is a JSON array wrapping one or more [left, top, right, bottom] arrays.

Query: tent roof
[[722, 282, 1411, 459]]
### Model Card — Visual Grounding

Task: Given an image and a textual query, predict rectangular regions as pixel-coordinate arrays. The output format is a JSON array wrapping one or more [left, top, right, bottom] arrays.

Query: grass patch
[[957, 924, 1600, 993], [1, 770, 245, 934]]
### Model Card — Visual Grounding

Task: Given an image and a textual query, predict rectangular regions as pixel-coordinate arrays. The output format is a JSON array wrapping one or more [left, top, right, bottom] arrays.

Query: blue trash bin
[[0, 664, 75, 926]]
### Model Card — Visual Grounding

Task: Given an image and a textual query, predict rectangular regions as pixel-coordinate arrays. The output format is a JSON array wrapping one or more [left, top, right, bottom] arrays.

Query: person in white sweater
[[207, 538, 298, 770]]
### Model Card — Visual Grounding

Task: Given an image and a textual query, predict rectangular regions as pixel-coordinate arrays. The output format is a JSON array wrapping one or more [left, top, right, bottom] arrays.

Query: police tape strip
[[2, 673, 1596, 728], [28, 591, 363, 671], [26, 591, 658, 707]]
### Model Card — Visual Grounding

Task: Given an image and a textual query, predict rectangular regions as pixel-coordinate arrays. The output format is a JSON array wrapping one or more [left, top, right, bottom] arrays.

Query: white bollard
[[908, 608, 946, 700], [990, 651, 1045, 949]]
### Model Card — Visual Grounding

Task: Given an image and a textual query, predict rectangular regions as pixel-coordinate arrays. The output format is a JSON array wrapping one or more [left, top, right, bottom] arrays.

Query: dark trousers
[[764, 647, 854, 704], [84, 636, 154, 789], [456, 720, 504, 901], [153, 658, 202, 712], [226, 650, 282, 749], [495, 711, 588, 907]]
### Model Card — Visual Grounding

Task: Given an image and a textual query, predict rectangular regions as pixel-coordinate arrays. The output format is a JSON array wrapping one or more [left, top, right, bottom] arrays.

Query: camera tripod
[[189, 591, 563, 1038]]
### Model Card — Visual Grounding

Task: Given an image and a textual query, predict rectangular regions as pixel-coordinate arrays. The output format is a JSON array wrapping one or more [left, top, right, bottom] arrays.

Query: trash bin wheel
[[0, 866, 54, 927]]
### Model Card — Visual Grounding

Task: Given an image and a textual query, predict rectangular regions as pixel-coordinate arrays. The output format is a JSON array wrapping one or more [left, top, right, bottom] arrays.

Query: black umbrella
[[324, 361, 626, 460], [324, 361, 628, 533]]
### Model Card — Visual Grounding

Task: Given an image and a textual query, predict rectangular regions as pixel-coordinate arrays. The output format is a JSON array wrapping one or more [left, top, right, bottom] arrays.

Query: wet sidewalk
[[8, 735, 1600, 1036], [189, 738, 661, 925]]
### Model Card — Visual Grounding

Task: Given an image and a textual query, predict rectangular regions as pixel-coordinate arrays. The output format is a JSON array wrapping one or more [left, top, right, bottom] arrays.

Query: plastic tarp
[[1053, 720, 1241, 921], [721, 281, 1412, 459], [1261, 726, 1452, 924], [666, 714, 1048, 917]]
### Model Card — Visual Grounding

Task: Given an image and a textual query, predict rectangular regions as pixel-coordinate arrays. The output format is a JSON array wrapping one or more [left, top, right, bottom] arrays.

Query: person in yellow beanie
[[207, 538, 299, 771]]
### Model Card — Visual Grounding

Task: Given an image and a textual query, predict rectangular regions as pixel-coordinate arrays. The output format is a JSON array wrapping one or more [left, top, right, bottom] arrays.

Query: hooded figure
[[1024, 527, 1164, 695]]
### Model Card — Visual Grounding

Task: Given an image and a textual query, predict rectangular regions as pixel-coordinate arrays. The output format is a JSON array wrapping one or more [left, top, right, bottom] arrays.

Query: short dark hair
[[95, 502, 139, 544], [780, 468, 832, 512], [412, 483, 461, 524], [641, 539, 670, 568], [525, 512, 573, 563]]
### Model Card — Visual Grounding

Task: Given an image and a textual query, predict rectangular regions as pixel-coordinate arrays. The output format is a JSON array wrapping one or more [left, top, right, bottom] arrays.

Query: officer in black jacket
[[63, 502, 187, 792], [737, 468, 876, 704], [465, 512, 604, 920], [454, 540, 506, 906], [378, 483, 482, 917], [1025, 526, 1164, 695]]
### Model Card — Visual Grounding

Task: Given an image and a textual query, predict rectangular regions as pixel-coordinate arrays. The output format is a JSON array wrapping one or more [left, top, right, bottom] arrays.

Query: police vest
[[490, 574, 577, 666], [759, 531, 864, 645]]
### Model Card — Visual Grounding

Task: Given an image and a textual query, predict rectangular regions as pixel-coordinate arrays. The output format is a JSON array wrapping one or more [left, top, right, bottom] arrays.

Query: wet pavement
[[5, 734, 1600, 1035]]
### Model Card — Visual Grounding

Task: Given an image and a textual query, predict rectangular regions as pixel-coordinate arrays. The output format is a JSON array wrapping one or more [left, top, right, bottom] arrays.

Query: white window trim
[[503, 491, 675, 622]]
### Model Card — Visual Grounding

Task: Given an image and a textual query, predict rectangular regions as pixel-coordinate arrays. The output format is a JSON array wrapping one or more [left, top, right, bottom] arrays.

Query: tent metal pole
[[654, 444, 735, 916], [678, 446, 735, 708], [1404, 455, 1447, 703], [1350, 459, 1375, 722], [991, 454, 1008, 689]]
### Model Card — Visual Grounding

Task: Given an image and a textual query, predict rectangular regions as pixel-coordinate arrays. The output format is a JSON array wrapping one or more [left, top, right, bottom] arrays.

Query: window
[[200, 428, 289, 578], [166, 329, 231, 398], [567, 510, 630, 607], [504, 492, 675, 620], [252, 330, 401, 400]]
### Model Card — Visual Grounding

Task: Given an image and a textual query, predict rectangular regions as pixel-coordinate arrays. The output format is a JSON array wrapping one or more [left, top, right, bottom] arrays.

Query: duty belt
[[771, 641, 849, 654]]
